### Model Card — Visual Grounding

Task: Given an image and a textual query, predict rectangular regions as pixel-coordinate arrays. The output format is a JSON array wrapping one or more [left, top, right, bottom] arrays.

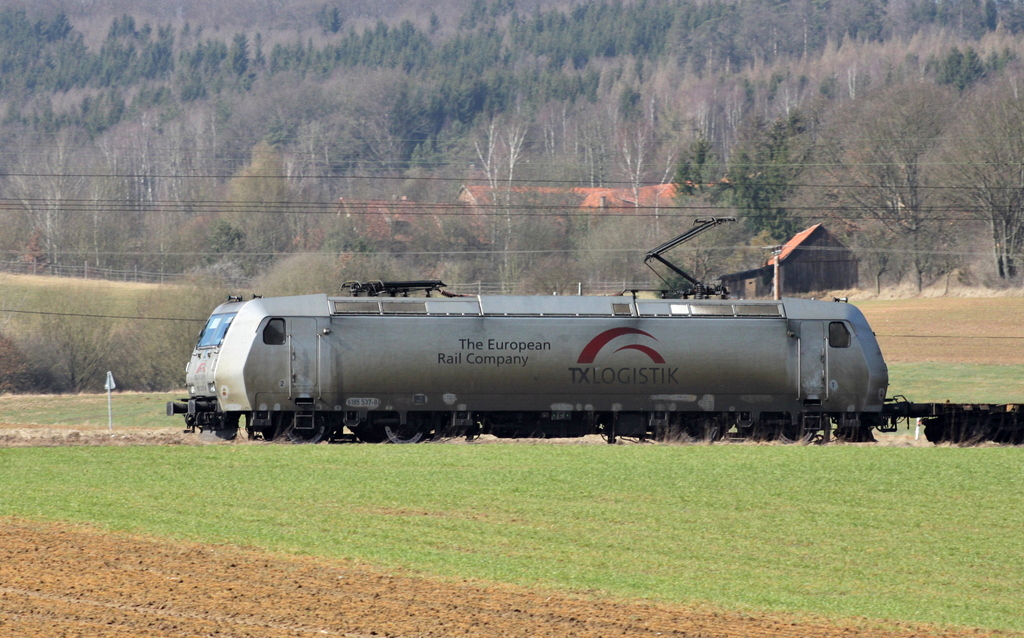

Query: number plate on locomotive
[[346, 397, 381, 408]]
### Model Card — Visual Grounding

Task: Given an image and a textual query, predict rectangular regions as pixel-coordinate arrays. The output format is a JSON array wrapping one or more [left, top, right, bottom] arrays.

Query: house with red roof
[[718, 224, 858, 298], [456, 183, 679, 213]]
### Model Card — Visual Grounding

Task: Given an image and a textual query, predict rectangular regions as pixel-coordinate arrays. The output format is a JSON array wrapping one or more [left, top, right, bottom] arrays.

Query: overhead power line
[[0, 197, 1015, 222], [0, 308, 205, 323], [0, 244, 1011, 258], [875, 334, 1024, 340], [7, 168, 1024, 190]]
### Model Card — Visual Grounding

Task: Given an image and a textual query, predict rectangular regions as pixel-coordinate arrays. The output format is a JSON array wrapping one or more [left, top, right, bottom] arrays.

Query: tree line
[[1, 1, 1022, 137]]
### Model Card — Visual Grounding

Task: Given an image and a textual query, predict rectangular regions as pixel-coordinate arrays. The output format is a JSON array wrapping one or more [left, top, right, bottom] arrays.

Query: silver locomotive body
[[170, 292, 888, 443]]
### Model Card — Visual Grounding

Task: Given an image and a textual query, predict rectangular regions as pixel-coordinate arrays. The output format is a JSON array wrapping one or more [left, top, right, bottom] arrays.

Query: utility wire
[[7, 169, 1024, 190], [0, 245, 1007, 257], [0, 308, 205, 323], [0, 198, 1015, 221], [875, 334, 1024, 340]]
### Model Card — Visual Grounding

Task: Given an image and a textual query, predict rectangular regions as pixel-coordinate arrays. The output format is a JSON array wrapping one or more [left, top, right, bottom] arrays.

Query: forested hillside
[[3, 0, 1024, 392]]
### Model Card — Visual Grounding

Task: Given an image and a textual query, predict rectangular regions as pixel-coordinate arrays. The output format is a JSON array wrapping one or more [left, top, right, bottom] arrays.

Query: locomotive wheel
[[922, 418, 946, 444], [286, 422, 326, 444], [780, 428, 814, 444], [384, 424, 424, 444], [280, 414, 326, 444]]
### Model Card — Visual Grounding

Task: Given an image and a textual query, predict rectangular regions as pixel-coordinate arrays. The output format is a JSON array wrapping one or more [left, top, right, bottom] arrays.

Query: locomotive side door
[[798, 320, 826, 405], [289, 317, 319, 401]]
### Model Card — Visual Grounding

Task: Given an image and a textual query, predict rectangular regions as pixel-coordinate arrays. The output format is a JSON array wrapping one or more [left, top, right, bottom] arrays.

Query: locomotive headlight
[[208, 383, 217, 393]]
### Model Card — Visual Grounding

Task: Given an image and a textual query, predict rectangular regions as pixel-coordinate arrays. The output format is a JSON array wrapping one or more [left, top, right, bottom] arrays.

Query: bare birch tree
[[474, 115, 528, 289], [8, 130, 87, 267], [617, 119, 655, 209]]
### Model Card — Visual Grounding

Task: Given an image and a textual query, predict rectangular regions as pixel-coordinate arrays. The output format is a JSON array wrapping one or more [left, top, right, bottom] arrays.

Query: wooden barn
[[719, 224, 858, 299]]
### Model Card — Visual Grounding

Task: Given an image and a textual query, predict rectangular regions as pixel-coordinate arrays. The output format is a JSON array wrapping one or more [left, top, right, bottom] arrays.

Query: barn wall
[[782, 232, 858, 293], [718, 227, 858, 298]]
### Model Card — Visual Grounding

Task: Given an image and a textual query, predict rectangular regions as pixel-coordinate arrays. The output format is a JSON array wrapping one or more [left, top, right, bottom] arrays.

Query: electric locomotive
[[167, 282, 890, 444]]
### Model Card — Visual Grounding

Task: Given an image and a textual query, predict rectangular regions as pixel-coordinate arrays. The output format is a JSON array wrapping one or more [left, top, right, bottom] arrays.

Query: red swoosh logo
[[577, 327, 663, 364], [613, 344, 666, 364]]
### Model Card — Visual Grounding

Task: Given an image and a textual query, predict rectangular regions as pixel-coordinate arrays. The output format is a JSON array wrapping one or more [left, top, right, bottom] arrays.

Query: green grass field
[[0, 392, 181, 427], [1, 444, 1022, 632], [888, 363, 1024, 404]]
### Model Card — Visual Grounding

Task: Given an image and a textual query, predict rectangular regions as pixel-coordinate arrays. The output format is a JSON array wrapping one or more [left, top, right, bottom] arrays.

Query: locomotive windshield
[[197, 312, 236, 348]]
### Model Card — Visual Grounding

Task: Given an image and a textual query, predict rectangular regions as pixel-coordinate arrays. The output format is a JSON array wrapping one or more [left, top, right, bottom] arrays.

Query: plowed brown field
[[0, 517, 994, 638], [858, 297, 1024, 364]]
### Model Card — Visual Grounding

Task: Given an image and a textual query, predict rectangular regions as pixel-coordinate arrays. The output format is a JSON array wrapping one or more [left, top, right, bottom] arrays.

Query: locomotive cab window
[[263, 318, 286, 345], [829, 321, 851, 348], [197, 312, 236, 348]]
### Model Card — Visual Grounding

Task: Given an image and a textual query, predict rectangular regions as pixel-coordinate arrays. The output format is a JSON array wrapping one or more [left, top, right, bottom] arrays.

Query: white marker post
[[104, 371, 116, 431]]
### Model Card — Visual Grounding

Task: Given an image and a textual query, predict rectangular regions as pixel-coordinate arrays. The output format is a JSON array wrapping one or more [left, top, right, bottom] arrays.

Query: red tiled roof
[[765, 224, 822, 266]]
